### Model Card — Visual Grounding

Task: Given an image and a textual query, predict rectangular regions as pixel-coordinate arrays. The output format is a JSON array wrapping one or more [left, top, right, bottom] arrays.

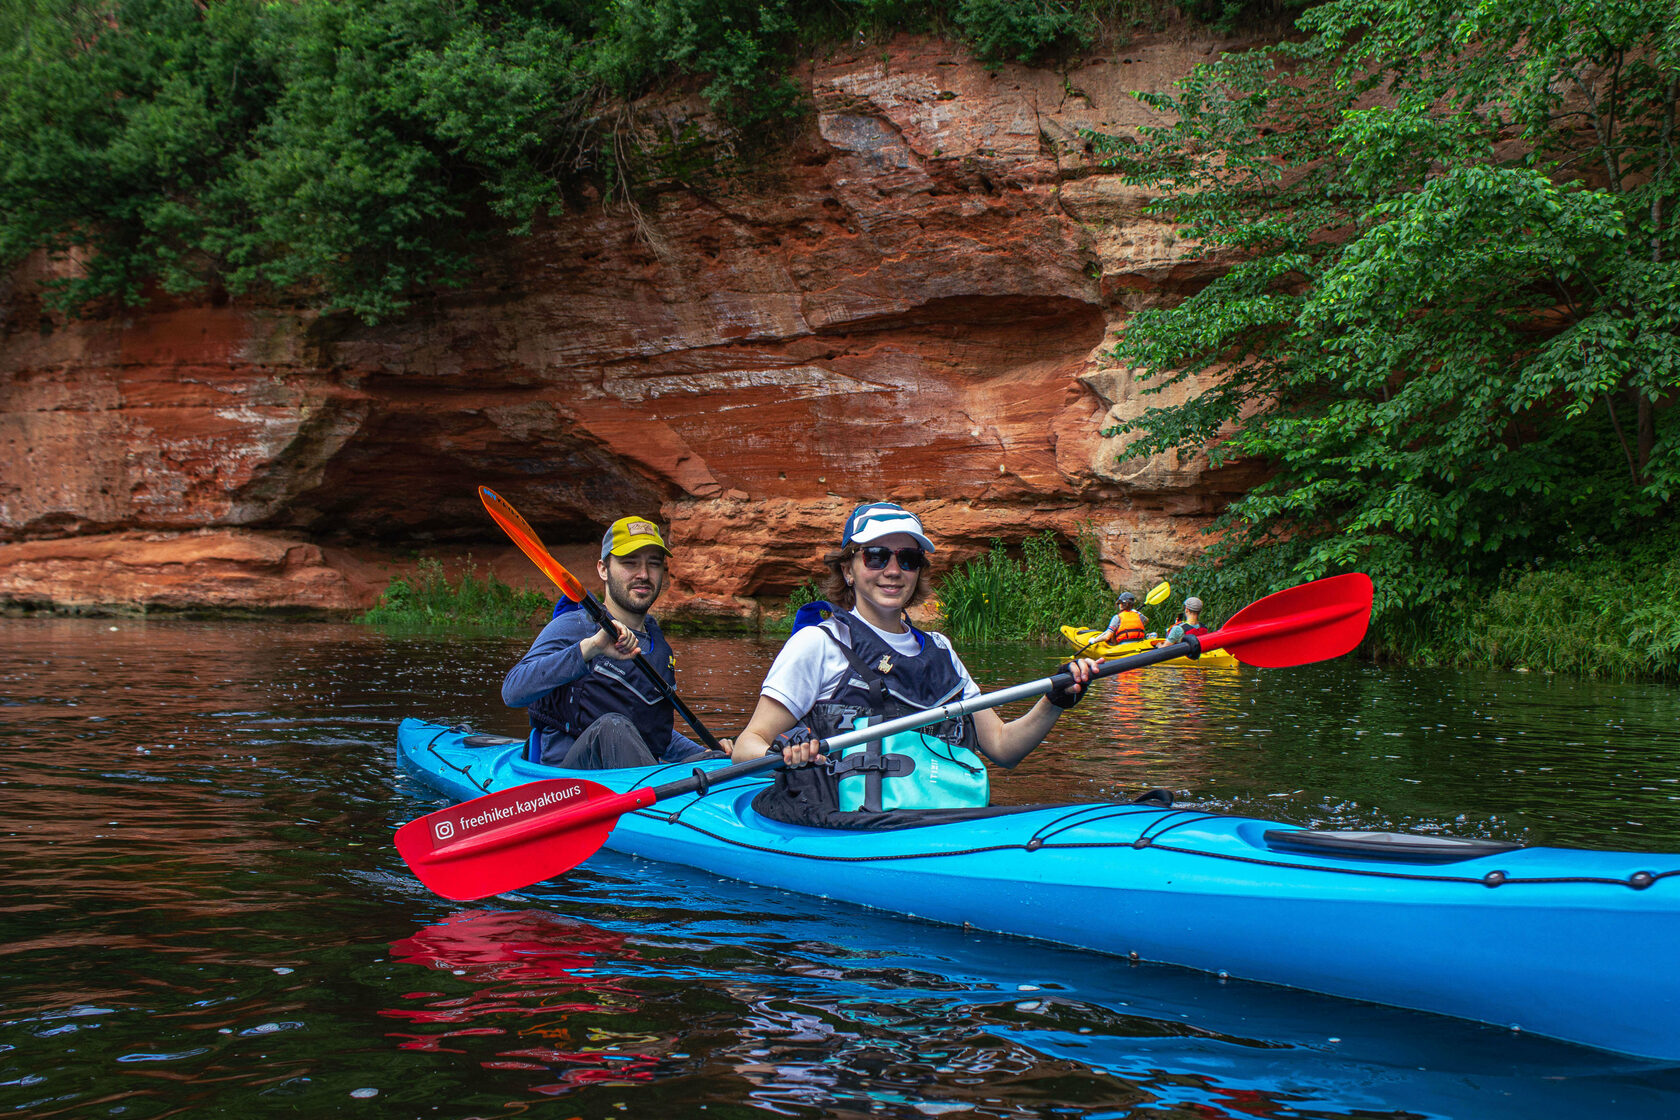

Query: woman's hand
[[772, 726, 822, 767], [1047, 657, 1101, 709]]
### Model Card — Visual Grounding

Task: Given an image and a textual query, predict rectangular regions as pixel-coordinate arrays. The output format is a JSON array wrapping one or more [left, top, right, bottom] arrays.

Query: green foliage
[[361, 558, 549, 630], [585, 0, 805, 126], [1167, 521, 1680, 679], [1456, 572, 1680, 683], [1091, 0, 1680, 637], [1422, 522, 1680, 680], [937, 530, 1113, 641], [0, 0, 590, 321], [1, 0, 1202, 322], [764, 577, 825, 633], [0, 0, 275, 308], [952, 0, 1093, 67], [1180, 0, 1311, 33]]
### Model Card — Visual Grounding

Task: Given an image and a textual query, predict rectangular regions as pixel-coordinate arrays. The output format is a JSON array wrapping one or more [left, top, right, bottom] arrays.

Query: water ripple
[[1, 618, 1678, 1119]]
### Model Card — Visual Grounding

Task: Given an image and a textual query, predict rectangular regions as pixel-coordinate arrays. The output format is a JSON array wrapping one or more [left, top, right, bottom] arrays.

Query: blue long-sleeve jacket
[[503, 609, 705, 763]]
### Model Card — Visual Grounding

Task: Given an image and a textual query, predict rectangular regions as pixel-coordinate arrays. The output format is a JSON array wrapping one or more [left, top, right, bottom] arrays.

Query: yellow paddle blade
[[1144, 580, 1171, 606], [479, 486, 586, 602]]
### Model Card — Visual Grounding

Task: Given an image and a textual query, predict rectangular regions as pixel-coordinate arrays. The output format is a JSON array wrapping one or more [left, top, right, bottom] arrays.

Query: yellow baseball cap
[[601, 516, 670, 560]]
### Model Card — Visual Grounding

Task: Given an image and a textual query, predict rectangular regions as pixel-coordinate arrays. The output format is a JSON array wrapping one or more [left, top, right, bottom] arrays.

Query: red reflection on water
[[384, 909, 666, 1094], [391, 908, 630, 979], [1186, 1084, 1286, 1118]]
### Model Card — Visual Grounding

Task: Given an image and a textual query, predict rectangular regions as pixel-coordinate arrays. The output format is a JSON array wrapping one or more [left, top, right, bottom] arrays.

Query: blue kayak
[[397, 717, 1680, 1062]]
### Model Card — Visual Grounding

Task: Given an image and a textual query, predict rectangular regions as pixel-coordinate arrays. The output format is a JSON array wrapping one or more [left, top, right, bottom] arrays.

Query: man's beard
[[605, 568, 663, 615]]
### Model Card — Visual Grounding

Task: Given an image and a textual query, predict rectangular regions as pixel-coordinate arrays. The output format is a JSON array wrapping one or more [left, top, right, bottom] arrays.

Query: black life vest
[[527, 616, 676, 752], [806, 610, 982, 812]]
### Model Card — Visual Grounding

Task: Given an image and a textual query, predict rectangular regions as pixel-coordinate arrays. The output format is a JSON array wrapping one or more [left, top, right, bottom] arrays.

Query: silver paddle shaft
[[818, 636, 1202, 752]]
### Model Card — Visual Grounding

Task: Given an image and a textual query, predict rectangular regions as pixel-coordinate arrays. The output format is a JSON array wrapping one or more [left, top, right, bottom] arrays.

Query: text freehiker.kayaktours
[[437, 785, 582, 842]]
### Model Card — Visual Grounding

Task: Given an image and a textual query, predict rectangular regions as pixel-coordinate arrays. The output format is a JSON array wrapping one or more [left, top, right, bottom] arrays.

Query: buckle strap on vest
[[830, 744, 916, 812], [830, 752, 917, 779]]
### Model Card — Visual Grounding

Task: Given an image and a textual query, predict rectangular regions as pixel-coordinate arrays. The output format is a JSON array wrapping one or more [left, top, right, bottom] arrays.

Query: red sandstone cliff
[[0, 33, 1265, 620]]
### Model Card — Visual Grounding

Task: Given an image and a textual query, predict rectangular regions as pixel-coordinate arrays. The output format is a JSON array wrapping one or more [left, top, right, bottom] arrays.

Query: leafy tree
[[0, 0, 590, 321], [0, 0, 1188, 321], [223, 0, 589, 321], [952, 0, 1094, 66], [1092, 0, 1680, 625], [0, 0, 277, 308]]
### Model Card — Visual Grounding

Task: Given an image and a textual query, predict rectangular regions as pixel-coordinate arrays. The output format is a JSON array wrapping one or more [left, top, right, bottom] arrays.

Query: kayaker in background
[[502, 515, 730, 768], [732, 501, 1099, 818], [1102, 591, 1147, 644], [1166, 597, 1210, 643]]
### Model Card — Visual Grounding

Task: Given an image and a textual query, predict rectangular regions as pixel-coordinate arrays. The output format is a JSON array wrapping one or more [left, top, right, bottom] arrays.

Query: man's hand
[[582, 618, 640, 662]]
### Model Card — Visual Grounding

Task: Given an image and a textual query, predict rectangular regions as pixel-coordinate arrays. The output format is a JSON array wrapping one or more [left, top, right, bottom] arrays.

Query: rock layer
[[0, 32, 1264, 620]]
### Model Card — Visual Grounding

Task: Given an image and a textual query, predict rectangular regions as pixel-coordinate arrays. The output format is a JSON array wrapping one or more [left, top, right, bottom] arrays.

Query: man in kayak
[[731, 501, 1098, 816], [1102, 591, 1147, 644], [502, 515, 728, 768], [1167, 597, 1210, 643]]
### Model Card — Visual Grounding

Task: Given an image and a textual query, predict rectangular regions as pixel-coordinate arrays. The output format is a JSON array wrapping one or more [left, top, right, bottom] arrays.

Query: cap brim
[[849, 523, 935, 552]]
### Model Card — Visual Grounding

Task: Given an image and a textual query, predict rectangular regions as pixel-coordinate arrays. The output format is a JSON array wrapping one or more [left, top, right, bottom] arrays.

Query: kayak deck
[[397, 717, 1680, 1062], [1060, 625, 1240, 668]]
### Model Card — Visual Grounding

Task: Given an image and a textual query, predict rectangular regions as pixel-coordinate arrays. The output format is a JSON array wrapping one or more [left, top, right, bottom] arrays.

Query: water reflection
[[386, 910, 663, 1093], [3, 617, 1679, 1119], [382, 854, 1680, 1118]]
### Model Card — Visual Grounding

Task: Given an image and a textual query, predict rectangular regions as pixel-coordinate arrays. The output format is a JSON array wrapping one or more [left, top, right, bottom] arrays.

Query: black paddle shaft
[[577, 591, 728, 753]]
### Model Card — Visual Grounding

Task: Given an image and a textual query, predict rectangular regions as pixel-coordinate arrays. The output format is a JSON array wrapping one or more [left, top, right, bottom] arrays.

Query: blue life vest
[[804, 610, 987, 812], [526, 615, 677, 754]]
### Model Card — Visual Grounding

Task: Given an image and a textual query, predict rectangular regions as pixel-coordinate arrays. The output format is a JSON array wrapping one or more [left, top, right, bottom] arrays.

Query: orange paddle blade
[[479, 486, 585, 601]]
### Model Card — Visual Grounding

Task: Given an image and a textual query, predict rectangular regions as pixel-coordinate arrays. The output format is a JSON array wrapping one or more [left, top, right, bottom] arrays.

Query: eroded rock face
[[0, 32, 1263, 619]]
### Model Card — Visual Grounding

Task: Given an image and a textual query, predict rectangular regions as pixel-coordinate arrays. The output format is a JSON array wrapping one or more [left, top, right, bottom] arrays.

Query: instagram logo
[[434, 820, 455, 841]]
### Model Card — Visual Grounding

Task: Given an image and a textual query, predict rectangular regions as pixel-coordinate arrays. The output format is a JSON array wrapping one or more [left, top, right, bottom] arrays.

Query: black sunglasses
[[860, 546, 927, 571]]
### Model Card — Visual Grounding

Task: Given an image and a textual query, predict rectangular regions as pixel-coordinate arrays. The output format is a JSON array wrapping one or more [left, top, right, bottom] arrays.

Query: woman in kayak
[[732, 502, 1099, 815]]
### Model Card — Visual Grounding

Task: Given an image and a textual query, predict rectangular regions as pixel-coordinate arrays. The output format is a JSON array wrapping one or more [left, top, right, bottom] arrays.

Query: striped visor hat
[[840, 502, 935, 553]]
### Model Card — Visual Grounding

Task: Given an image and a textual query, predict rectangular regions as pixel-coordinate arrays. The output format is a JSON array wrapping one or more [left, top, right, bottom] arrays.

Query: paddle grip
[[650, 750, 786, 801], [1048, 637, 1201, 692]]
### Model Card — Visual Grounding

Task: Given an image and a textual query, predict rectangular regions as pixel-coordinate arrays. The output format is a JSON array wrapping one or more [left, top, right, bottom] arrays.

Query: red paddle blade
[[395, 778, 651, 901], [1210, 572, 1373, 668], [479, 486, 586, 602]]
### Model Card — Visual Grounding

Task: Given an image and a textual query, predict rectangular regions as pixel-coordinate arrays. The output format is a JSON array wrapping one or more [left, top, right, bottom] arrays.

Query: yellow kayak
[[1059, 626, 1240, 670]]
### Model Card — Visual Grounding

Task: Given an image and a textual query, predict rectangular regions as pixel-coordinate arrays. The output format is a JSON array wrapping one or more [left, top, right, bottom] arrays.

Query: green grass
[[936, 530, 1120, 642], [1435, 531, 1680, 681], [360, 558, 549, 631]]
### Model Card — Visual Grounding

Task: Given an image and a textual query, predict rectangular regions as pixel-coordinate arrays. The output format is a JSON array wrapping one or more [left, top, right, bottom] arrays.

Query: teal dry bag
[[833, 716, 990, 812]]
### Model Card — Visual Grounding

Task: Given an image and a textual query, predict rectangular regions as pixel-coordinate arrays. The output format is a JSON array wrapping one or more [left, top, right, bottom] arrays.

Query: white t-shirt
[[761, 614, 981, 721]]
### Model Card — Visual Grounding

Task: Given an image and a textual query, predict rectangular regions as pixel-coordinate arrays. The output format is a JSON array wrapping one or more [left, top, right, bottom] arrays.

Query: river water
[[4, 617, 1680, 1118]]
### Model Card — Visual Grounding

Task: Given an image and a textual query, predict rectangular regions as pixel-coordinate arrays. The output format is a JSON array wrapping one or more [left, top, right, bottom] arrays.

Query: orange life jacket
[[1111, 610, 1146, 642]]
